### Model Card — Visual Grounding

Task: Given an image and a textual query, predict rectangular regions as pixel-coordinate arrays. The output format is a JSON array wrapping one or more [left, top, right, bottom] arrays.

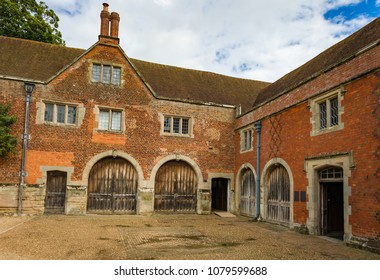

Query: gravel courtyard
[[0, 214, 378, 260]]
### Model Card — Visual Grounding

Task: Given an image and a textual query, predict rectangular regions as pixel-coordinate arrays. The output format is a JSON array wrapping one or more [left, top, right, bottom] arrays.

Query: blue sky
[[43, 0, 380, 82]]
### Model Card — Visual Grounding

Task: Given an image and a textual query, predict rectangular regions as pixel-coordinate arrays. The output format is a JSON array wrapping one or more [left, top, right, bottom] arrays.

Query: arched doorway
[[87, 157, 138, 213], [154, 160, 197, 213], [240, 168, 256, 217], [267, 164, 290, 225], [319, 167, 344, 239]]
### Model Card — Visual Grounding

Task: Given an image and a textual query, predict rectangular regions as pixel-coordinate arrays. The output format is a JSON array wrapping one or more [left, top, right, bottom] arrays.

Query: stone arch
[[235, 163, 257, 217], [149, 154, 203, 213], [82, 150, 144, 188], [261, 158, 294, 227]]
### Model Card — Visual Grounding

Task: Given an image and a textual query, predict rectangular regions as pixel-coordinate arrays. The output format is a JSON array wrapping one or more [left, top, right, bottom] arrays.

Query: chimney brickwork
[[99, 3, 120, 44]]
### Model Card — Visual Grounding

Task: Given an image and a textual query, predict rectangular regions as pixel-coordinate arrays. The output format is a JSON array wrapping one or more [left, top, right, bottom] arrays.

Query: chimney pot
[[102, 3, 109, 11]]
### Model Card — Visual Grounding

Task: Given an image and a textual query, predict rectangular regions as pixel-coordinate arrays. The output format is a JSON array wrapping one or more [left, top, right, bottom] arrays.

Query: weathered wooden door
[[212, 178, 228, 211], [240, 169, 256, 217], [87, 157, 138, 213], [267, 165, 290, 225], [45, 171, 67, 213], [154, 160, 197, 213]]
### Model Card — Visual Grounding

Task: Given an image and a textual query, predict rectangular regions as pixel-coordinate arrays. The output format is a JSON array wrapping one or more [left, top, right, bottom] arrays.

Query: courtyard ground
[[0, 213, 378, 260]]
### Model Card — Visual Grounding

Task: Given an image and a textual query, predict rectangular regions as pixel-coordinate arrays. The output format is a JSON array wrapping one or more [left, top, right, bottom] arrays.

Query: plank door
[[267, 165, 290, 225], [240, 169, 256, 217], [87, 157, 138, 213], [45, 171, 67, 213], [154, 160, 197, 213]]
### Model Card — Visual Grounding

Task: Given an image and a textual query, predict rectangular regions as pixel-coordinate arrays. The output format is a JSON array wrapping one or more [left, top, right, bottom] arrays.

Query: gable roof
[[0, 36, 269, 112], [253, 17, 380, 107]]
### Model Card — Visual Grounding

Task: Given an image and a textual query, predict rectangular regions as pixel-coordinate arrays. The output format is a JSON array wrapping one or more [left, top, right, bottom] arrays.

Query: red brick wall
[[235, 56, 380, 240], [1, 42, 235, 187]]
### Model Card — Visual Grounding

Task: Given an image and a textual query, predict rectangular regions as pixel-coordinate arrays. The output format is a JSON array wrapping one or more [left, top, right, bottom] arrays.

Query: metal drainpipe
[[254, 121, 262, 221], [18, 83, 35, 216]]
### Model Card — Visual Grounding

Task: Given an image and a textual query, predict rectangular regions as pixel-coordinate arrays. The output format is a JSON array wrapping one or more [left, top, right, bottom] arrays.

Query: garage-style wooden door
[[267, 165, 290, 225], [87, 157, 138, 213], [45, 171, 67, 213], [154, 160, 197, 213], [240, 169, 256, 217]]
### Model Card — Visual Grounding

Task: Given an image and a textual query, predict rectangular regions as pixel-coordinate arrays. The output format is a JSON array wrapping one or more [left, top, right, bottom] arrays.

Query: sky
[[42, 0, 380, 82]]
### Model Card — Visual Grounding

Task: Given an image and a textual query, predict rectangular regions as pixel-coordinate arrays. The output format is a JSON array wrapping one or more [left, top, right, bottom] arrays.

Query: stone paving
[[0, 214, 378, 260]]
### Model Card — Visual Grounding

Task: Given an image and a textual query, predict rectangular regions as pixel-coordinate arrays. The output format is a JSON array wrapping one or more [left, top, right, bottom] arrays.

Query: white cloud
[[42, 0, 375, 82]]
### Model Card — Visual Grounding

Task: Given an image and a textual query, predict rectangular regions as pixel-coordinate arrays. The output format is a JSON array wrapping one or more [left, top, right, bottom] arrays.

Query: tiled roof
[[253, 17, 380, 107], [0, 36, 269, 112], [0, 36, 84, 82]]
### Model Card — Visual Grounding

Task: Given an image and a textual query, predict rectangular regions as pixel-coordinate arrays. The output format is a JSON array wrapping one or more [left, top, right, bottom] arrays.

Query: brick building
[[0, 4, 379, 252]]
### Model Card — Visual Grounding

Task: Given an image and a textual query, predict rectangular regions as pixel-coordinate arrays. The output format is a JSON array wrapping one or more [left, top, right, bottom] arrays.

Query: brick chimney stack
[[100, 3, 110, 36], [110, 12, 120, 38], [99, 3, 120, 44]]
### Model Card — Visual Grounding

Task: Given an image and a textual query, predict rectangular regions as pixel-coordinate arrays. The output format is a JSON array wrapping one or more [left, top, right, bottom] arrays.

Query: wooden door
[[212, 178, 228, 211], [87, 157, 138, 213], [240, 169, 256, 217], [154, 160, 197, 213], [320, 182, 344, 238], [45, 171, 67, 213], [267, 165, 290, 225]]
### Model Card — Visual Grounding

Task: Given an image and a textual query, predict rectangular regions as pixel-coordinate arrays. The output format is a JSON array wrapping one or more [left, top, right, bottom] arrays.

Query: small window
[[310, 89, 344, 136], [162, 116, 191, 136], [44, 103, 77, 125], [241, 129, 253, 152], [92, 63, 121, 86], [98, 109, 123, 132], [318, 96, 339, 130]]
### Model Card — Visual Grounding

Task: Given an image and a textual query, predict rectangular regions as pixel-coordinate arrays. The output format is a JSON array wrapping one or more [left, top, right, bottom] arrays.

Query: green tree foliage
[[0, 103, 17, 157], [0, 0, 64, 45]]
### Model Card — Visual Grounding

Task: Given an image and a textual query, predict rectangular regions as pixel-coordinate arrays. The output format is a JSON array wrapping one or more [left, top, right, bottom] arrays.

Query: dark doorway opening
[[320, 182, 344, 240], [211, 178, 228, 211]]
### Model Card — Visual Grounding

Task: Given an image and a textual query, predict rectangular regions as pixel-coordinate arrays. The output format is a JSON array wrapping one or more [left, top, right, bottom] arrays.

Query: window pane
[[67, 106, 77, 124], [112, 67, 121, 86], [111, 111, 122, 131], [330, 97, 338, 126], [102, 65, 111, 84], [92, 64, 101, 82], [99, 110, 109, 130], [319, 101, 327, 129], [164, 116, 171, 133], [44, 103, 53, 122], [56, 105, 65, 123], [173, 118, 180, 133], [248, 130, 252, 149], [182, 118, 189, 134]]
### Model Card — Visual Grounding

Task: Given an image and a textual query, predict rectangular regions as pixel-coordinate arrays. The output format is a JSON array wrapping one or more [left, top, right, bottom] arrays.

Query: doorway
[[319, 167, 344, 239], [154, 160, 197, 213], [211, 178, 228, 211], [45, 171, 67, 213]]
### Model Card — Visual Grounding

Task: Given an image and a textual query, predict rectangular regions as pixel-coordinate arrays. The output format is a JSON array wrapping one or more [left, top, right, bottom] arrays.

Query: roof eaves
[[0, 75, 45, 84], [251, 39, 380, 111]]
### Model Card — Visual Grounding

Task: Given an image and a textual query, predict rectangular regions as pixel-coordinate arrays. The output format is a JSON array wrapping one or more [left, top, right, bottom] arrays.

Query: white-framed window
[[162, 115, 191, 136], [92, 63, 121, 86], [310, 89, 344, 136], [44, 103, 77, 125], [240, 128, 253, 152], [98, 108, 123, 131]]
